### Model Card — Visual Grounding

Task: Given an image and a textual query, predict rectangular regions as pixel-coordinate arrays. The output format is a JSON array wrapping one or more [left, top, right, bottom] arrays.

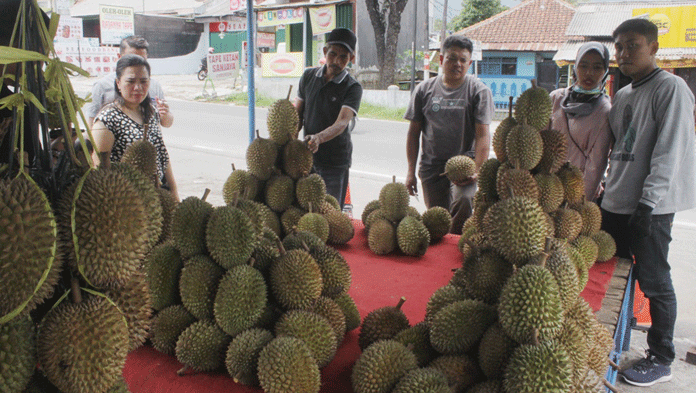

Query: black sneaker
[[620, 352, 672, 387]]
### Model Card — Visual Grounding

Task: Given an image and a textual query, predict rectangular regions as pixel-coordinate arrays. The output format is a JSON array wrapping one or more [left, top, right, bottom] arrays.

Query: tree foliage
[[450, 0, 507, 32], [365, 0, 409, 89]]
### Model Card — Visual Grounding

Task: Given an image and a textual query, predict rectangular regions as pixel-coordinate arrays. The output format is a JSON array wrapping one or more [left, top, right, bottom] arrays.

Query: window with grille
[[477, 57, 517, 75]]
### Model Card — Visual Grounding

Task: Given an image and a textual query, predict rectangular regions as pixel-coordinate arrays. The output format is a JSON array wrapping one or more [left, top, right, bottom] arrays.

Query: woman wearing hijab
[[549, 42, 613, 202]]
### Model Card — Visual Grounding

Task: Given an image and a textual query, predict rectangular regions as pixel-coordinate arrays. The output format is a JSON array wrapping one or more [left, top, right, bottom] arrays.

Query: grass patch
[[221, 92, 276, 107]]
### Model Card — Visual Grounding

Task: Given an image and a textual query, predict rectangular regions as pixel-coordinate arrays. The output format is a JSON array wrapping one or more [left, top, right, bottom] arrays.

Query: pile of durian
[[350, 81, 619, 393], [141, 91, 364, 393], [361, 178, 453, 256]]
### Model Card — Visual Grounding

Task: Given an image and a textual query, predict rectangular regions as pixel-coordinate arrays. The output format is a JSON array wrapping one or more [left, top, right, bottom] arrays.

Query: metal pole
[[410, 0, 417, 93], [247, 0, 256, 144], [441, 0, 448, 45]]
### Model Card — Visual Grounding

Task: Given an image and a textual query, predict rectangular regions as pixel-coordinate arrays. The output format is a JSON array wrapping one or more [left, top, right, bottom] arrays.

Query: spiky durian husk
[[482, 197, 547, 264], [179, 254, 224, 320], [0, 315, 36, 392], [225, 328, 274, 387], [280, 206, 306, 236], [113, 162, 163, 251], [223, 168, 259, 202], [70, 169, 148, 288], [257, 203, 281, 237], [557, 163, 585, 205], [351, 340, 417, 393], [534, 172, 564, 213], [504, 340, 572, 393], [270, 249, 323, 310], [149, 305, 196, 356], [1, 175, 60, 317], [392, 368, 450, 393], [155, 187, 178, 243], [496, 167, 539, 200], [443, 155, 476, 183], [428, 354, 482, 392], [333, 292, 361, 331], [477, 158, 501, 199], [429, 299, 497, 354], [38, 295, 129, 393], [324, 209, 355, 245], [144, 241, 183, 311], [424, 284, 468, 324], [282, 139, 313, 180], [214, 265, 267, 337], [572, 200, 602, 236], [550, 207, 583, 241], [171, 196, 213, 259], [361, 199, 381, 226], [591, 230, 617, 262], [121, 139, 158, 187], [536, 128, 568, 174], [393, 322, 438, 367], [308, 245, 352, 298], [275, 310, 338, 367], [358, 300, 410, 350], [505, 123, 543, 170], [368, 218, 397, 255], [258, 337, 320, 393], [309, 296, 347, 342], [267, 99, 299, 146], [295, 173, 327, 212], [264, 174, 295, 213], [478, 322, 518, 380], [462, 249, 513, 304], [379, 180, 409, 222], [492, 116, 517, 162], [206, 205, 258, 269], [175, 320, 232, 372], [105, 271, 152, 351], [246, 135, 278, 181], [513, 84, 553, 130], [422, 206, 452, 243]]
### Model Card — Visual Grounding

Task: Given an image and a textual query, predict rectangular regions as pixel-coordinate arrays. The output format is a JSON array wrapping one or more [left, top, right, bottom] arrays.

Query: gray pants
[[421, 175, 477, 235]]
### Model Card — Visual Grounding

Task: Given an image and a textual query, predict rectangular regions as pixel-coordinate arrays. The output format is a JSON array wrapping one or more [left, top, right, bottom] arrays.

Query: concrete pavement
[[69, 73, 696, 392]]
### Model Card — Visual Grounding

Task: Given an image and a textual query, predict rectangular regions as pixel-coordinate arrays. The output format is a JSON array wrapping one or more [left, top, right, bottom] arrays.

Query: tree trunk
[[365, 0, 409, 89]]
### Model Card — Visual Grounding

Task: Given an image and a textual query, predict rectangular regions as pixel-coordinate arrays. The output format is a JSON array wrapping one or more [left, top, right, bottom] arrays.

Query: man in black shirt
[[295, 28, 363, 208]]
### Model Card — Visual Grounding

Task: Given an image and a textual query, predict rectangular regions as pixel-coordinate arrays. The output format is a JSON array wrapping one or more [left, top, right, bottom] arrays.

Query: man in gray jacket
[[602, 18, 696, 387]]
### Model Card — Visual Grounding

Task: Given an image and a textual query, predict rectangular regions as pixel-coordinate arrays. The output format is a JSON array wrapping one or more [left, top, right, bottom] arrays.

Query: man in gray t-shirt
[[404, 35, 493, 234], [85, 36, 173, 128]]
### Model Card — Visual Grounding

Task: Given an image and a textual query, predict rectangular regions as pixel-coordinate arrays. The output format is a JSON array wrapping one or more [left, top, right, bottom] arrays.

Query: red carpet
[[124, 221, 616, 392]]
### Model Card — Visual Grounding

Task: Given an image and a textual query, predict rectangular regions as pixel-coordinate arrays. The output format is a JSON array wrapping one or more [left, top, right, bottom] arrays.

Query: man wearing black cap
[[295, 27, 363, 209]]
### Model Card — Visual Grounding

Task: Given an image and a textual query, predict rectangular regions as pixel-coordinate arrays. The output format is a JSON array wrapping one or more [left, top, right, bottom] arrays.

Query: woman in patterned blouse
[[92, 54, 179, 201]]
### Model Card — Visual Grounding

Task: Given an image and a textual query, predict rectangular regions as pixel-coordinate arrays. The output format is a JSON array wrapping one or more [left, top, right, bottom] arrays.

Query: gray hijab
[[561, 42, 610, 118]]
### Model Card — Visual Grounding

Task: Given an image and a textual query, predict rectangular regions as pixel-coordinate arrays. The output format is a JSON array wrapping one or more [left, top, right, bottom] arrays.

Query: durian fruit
[[536, 128, 568, 174], [557, 316, 590, 382], [586, 319, 615, 377], [1, 175, 60, 318], [462, 248, 513, 304], [351, 339, 418, 393], [264, 174, 295, 212], [320, 194, 341, 213], [223, 164, 260, 202], [482, 196, 547, 264], [107, 376, 130, 393], [179, 254, 225, 320], [534, 172, 564, 213], [557, 163, 585, 205], [145, 241, 183, 311], [358, 297, 410, 350], [214, 264, 268, 337], [505, 123, 543, 170], [324, 209, 355, 244], [550, 207, 583, 241], [393, 322, 438, 367], [396, 216, 430, 257], [429, 299, 497, 354], [149, 305, 196, 356], [496, 167, 539, 200], [365, 208, 388, 233], [206, 205, 258, 269], [296, 174, 327, 211], [67, 168, 148, 288], [280, 206, 306, 235], [270, 246, 323, 310], [309, 245, 352, 298], [283, 229, 325, 253], [379, 176, 410, 222], [571, 235, 599, 270], [477, 158, 501, 199], [310, 296, 347, 343], [38, 294, 129, 393], [368, 218, 397, 255], [478, 322, 518, 380], [498, 265, 564, 344], [492, 114, 517, 163], [424, 285, 468, 324], [175, 320, 232, 373], [171, 190, 213, 259], [267, 86, 300, 146], [105, 271, 152, 351], [513, 79, 553, 131], [428, 354, 482, 393], [121, 138, 159, 186], [572, 200, 602, 236], [246, 130, 279, 181], [503, 340, 572, 393], [252, 228, 281, 273], [591, 230, 616, 262], [0, 315, 36, 393], [282, 139, 313, 180], [236, 199, 265, 234], [334, 292, 361, 332], [568, 245, 590, 291], [257, 336, 320, 393], [362, 199, 382, 226], [443, 155, 476, 184], [392, 367, 450, 393], [296, 210, 330, 243], [113, 162, 163, 251], [274, 310, 338, 367], [225, 328, 274, 387], [156, 187, 178, 242], [467, 380, 504, 393], [258, 203, 282, 237], [422, 206, 452, 243], [543, 243, 581, 309]]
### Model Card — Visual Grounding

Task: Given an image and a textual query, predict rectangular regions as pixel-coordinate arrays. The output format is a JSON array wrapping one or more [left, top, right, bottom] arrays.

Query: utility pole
[[410, 0, 417, 93], [441, 0, 448, 45]]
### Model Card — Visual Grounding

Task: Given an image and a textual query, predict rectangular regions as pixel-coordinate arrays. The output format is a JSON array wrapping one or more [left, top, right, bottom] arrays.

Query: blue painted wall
[[469, 52, 539, 109]]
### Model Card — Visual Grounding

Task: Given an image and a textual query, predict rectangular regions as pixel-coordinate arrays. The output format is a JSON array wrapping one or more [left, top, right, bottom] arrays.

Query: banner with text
[[262, 52, 304, 77], [55, 16, 84, 40], [209, 19, 247, 33], [309, 5, 335, 36], [53, 39, 119, 76], [633, 6, 696, 48], [208, 52, 240, 79], [258, 8, 304, 27], [99, 5, 134, 45]]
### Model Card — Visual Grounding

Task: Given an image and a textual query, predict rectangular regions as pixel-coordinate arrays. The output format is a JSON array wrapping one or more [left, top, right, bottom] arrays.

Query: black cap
[[326, 28, 356, 54]]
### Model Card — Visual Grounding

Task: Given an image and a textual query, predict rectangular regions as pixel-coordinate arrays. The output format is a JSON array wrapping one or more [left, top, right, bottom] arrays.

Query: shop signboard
[[309, 5, 336, 36], [53, 38, 118, 77], [55, 16, 83, 41], [208, 51, 240, 79], [257, 32, 275, 49], [633, 5, 696, 48], [258, 8, 304, 27], [99, 5, 134, 45], [210, 19, 247, 33], [262, 52, 304, 77]]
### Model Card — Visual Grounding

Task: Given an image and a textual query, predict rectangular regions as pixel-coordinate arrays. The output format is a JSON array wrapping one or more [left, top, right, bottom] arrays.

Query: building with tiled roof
[[455, 0, 576, 109]]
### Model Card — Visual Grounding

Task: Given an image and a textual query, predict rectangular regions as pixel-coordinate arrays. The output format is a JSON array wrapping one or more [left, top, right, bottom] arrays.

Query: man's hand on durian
[[452, 173, 478, 187]]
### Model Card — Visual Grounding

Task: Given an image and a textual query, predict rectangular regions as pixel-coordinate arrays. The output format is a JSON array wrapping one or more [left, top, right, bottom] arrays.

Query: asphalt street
[[69, 74, 696, 392]]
